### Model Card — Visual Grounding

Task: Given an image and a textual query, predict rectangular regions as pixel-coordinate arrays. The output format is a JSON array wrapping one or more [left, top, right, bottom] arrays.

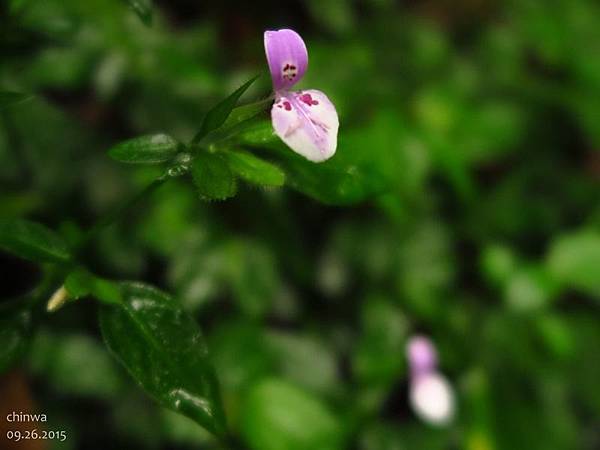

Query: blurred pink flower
[[406, 335, 456, 426]]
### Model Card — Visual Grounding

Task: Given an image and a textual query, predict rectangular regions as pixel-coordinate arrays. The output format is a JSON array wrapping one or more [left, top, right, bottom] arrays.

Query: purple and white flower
[[264, 29, 339, 162]]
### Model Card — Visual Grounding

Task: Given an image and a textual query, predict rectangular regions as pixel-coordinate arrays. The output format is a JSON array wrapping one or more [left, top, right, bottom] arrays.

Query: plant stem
[[74, 175, 168, 254]]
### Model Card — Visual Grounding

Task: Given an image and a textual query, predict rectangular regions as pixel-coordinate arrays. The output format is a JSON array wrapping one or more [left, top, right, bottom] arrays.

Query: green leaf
[[64, 269, 122, 305], [240, 112, 400, 205], [122, 0, 153, 25], [0, 300, 33, 374], [99, 282, 226, 437], [193, 75, 260, 143], [238, 119, 278, 146], [0, 91, 33, 109], [223, 150, 285, 187], [241, 378, 342, 450], [108, 134, 179, 164], [199, 99, 272, 146], [191, 152, 237, 200], [547, 229, 600, 297], [0, 219, 71, 264], [221, 97, 272, 129]]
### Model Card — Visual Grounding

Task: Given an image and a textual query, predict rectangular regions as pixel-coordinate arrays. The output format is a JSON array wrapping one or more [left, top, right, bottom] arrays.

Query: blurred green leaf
[[241, 378, 343, 450], [160, 408, 213, 446], [223, 150, 285, 187], [570, 316, 600, 414], [361, 422, 451, 450], [168, 231, 228, 310], [462, 370, 495, 450], [0, 91, 33, 109], [547, 229, 600, 298], [481, 244, 518, 286], [0, 300, 33, 374], [266, 332, 338, 396], [191, 152, 237, 200], [209, 321, 275, 393], [99, 282, 226, 437], [504, 266, 558, 312], [28, 331, 124, 398], [396, 221, 454, 318], [0, 219, 71, 264], [110, 393, 163, 448], [108, 134, 179, 164], [64, 268, 122, 305], [353, 296, 407, 386], [193, 75, 260, 143], [360, 422, 404, 450], [307, 0, 354, 34], [8, 0, 29, 14], [226, 238, 279, 317], [122, 0, 153, 25], [536, 313, 574, 360]]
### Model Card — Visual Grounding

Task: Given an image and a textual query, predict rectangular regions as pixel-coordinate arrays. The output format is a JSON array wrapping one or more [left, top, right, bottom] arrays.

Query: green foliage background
[[1, 0, 599, 449]]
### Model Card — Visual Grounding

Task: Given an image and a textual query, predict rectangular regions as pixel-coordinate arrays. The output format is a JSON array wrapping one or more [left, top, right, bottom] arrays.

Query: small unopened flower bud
[[47, 285, 69, 312]]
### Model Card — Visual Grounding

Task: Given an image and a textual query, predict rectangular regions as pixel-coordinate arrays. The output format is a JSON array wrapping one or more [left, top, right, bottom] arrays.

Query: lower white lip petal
[[271, 89, 339, 162]]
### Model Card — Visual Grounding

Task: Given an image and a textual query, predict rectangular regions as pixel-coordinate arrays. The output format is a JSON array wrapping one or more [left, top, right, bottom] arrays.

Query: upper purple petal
[[264, 29, 308, 91]]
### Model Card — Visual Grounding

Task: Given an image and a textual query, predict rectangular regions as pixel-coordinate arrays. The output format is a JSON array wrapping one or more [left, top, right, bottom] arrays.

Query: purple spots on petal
[[272, 89, 338, 162], [299, 93, 319, 106], [282, 62, 299, 82], [264, 29, 308, 90]]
